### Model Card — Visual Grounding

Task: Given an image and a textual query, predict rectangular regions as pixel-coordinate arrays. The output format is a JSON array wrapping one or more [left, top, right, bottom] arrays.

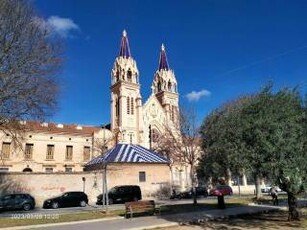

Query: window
[[24, 144, 33, 160], [1, 142, 11, 159], [46, 145, 54, 160], [45, 167, 53, 173], [171, 106, 176, 121], [131, 97, 134, 115], [157, 81, 161, 91], [116, 97, 120, 121], [83, 146, 90, 161], [127, 70, 132, 82], [152, 129, 159, 143], [0, 168, 9, 172], [66, 146, 73, 160], [127, 97, 130, 114], [116, 71, 119, 82], [168, 81, 172, 91], [139, 171, 146, 182], [65, 167, 73, 172]]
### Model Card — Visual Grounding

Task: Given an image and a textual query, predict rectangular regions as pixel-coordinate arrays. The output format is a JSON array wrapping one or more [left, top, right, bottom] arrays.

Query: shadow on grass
[[198, 210, 307, 230], [159, 203, 243, 215]]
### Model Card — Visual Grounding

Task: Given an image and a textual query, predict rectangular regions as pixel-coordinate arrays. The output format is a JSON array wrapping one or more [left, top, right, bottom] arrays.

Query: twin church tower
[[110, 30, 179, 148]]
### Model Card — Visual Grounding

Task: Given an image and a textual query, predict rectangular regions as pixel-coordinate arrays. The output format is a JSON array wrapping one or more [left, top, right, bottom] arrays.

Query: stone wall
[[0, 163, 170, 207]]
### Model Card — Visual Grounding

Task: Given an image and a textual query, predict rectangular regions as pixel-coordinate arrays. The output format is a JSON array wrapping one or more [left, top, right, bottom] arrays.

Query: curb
[[128, 223, 179, 230], [1, 216, 124, 230]]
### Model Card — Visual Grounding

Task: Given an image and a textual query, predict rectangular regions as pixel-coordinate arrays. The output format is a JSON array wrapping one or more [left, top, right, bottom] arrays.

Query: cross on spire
[[119, 30, 131, 58], [158, 43, 169, 70]]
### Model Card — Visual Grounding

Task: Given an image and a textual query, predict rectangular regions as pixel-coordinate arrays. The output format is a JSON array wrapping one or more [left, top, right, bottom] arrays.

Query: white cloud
[[47, 16, 79, 37], [186, 89, 211, 102]]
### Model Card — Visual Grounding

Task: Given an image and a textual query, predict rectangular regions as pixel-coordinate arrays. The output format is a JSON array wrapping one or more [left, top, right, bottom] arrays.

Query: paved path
[[2, 204, 287, 230]]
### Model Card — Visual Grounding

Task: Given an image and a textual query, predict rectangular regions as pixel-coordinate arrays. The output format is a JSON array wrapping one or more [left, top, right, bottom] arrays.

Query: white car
[[261, 185, 286, 195]]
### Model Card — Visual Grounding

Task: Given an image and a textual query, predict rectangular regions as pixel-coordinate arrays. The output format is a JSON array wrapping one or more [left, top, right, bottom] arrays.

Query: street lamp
[[82, 177, 86, 192]]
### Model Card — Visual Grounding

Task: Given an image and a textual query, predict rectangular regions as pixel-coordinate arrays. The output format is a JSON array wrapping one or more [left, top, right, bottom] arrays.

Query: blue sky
[[35, 0, 307, 126]]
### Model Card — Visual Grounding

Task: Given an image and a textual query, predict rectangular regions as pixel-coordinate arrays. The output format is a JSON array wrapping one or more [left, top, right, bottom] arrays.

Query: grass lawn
[[0, 210, 124, 228]]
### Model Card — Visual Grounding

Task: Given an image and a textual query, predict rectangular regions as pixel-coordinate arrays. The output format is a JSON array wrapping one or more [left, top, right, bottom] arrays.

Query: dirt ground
[[158, 210, 307, 230]]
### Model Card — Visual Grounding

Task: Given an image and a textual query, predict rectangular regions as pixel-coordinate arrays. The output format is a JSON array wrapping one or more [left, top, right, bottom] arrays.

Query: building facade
[[0, 30, 191, 189]]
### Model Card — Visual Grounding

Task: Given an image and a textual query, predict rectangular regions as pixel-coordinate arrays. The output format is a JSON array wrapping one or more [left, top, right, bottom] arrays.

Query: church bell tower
[[110, 30, 144, 145], [151, 44, 179, 125]]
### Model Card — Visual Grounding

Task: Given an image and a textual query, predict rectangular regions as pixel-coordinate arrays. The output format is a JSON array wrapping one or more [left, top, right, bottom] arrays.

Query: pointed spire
[[119, 30, 131, 58], [158, 43, 169, 70]]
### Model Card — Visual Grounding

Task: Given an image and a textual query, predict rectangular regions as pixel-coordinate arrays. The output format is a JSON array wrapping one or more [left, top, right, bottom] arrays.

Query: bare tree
[[0, 0, 62, 141], [153, 107, 202, 205]]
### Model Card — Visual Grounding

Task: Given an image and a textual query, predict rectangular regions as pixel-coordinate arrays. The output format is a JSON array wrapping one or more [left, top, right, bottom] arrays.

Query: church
[[0, 30, 191, 191], [110, 30, 179, 148]]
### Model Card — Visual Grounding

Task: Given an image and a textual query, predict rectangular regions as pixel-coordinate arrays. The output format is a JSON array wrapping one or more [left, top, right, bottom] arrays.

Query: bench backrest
[[125, 200, 155, 208]]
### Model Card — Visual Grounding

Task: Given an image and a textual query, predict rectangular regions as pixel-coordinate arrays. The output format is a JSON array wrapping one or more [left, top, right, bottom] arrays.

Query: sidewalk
[[2, 204, 287, 230]]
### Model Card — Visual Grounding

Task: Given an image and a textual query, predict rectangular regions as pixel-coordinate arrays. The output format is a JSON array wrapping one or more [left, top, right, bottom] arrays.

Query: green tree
[[199, 85, 306, 220]]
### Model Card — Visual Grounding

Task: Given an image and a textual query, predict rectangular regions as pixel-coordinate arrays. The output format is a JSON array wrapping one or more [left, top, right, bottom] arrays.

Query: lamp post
[[82, 177, 86, 192]]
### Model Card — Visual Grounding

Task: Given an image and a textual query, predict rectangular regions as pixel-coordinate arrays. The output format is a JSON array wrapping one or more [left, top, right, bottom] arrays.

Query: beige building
[[0, 122, 113, 173], [0, 30, 191, 189]]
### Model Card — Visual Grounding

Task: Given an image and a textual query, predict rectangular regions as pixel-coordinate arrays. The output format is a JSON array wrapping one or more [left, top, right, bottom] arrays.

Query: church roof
[[119, 30, 131, 58], [158, 44, 169, 70], [85, 143, 169, 168]]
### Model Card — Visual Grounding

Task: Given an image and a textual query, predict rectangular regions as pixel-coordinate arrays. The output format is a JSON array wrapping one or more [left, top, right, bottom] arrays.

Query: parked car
[[0, 193, 35, 211], [261, 185, 286, 195], [43, 191, 88, 209], [179, 186, 208, 199], [97, 185, 142, 205], [209, 185, 233, 196]]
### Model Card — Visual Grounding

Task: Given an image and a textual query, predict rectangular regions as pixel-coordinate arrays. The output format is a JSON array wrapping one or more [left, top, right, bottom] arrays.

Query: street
[[0, 196, 218, 218]]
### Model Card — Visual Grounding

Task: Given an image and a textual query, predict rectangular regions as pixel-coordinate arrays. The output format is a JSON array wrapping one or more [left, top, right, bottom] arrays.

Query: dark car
[[209, 185, 233, 196], [174, 186, 208, 199], [43, 191, 88, 209], [0, 193, 35, 211], [97, 185, 142, 205]]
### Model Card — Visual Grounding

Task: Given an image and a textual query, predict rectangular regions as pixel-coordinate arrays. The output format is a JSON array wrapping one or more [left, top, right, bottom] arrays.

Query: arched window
[[115, 97, 120, 125], [131, 97, 134, 115], [171, 106, 175, 121], [168, 81, 172, 91], [116, 71, 119, 82], [23, 168, 33, 172], [152, 128, 160, 143], [127, 70, 132, 82], [157, 81, 161, 92], [127, 97, 130, 114]]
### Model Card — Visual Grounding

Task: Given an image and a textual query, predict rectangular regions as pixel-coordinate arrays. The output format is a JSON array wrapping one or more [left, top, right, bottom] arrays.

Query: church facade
[[0, 31, 190, 189], [110, 30, 179, 149]]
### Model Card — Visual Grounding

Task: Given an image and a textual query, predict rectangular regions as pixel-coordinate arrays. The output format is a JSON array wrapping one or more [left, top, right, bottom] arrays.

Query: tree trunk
[[190, 163, 197, 205], [288, 192, 300, 221], [192, 186, 197, 205], [217, 195, 225, 209], [255, 175, 262, 199]]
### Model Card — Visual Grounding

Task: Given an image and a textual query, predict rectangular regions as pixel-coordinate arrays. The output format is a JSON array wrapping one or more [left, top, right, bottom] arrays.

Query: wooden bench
[[125, 200, 160, 218]]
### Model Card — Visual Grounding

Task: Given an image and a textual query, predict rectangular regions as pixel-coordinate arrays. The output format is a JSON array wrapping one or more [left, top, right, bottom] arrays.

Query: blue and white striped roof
[[85, 144, 169, 168]]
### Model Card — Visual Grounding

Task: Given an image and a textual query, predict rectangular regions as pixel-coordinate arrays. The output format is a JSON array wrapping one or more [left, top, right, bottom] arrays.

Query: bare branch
[[0, 0, 63, 141]]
